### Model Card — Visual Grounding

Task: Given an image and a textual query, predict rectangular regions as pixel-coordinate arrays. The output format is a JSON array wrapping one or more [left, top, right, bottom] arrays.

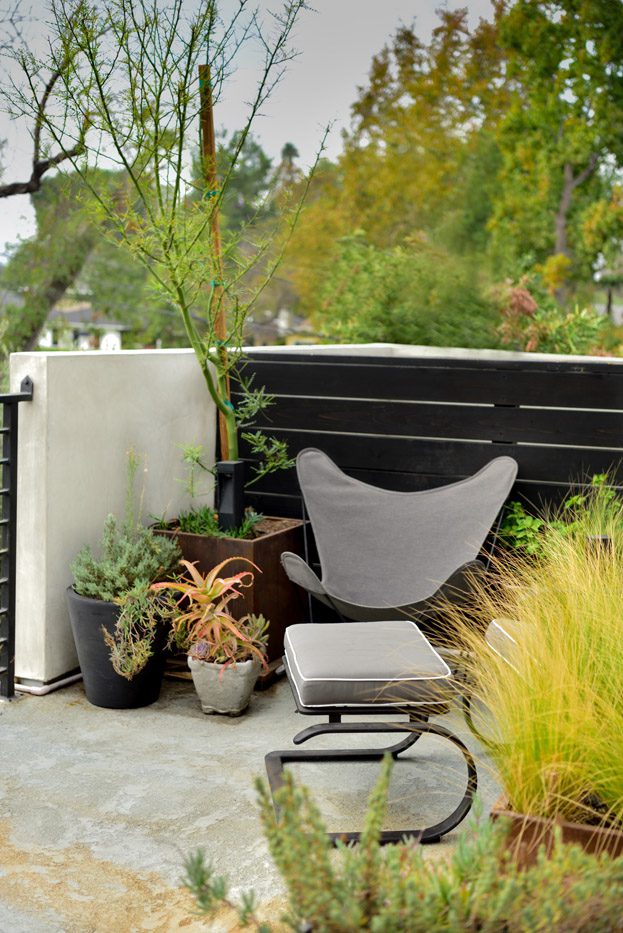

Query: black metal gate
[[0, 376, 33, 700]]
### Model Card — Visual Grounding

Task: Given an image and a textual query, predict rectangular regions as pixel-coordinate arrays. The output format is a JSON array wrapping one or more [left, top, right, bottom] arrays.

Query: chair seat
[[284, 621, 453, 709]]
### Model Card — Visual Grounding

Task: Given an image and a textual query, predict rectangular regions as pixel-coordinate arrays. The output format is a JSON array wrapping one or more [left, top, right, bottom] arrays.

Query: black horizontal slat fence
[[235, 352, 623, 518]]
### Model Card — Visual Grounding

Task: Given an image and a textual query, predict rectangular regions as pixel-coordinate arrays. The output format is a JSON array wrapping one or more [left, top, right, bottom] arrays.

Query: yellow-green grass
[[453, 499, 623, 828]]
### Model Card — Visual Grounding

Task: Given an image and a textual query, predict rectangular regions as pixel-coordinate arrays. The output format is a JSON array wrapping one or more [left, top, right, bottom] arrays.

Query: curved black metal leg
[[293, 716, 429, 756], [265, 720, 477, 846]]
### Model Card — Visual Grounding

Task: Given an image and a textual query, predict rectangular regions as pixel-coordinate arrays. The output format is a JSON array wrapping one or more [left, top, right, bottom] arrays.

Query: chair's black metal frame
[[265, 663, 478, 846]]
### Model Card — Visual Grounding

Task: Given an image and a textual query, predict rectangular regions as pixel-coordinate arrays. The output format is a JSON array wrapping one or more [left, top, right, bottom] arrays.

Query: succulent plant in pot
[[152, 558, 269, 716], [67, 452, 181, 709]]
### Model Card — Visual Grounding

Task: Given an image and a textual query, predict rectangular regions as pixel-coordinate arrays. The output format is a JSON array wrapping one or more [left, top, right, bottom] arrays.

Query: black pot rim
[[66, 585, 117, 609]]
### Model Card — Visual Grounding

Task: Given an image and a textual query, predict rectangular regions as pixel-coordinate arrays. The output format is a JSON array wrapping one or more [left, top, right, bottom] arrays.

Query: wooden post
[[199, 63, 230, 459]]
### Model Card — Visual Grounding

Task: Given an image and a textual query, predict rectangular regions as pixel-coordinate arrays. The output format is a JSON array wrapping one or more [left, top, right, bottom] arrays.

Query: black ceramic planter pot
[[66, 586, 165, 709]]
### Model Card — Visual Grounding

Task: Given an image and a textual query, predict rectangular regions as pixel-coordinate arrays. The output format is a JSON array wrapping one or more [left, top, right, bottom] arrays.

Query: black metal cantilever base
[[265, 718, 478, 846]]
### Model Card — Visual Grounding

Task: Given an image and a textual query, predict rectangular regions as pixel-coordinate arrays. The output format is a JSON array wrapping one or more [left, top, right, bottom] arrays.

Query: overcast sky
[[0, 0, 493, 253]]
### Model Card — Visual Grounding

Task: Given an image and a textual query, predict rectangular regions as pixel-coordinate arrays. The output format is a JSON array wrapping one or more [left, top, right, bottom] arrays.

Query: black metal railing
[[0, 376, 33, 700]]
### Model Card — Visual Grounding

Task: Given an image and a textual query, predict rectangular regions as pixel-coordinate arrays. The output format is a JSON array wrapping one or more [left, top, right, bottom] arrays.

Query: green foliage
[[178, 422, 292, 523], [193, 129, 275, 235], [71, 451, 180, 602], [496, 273, 608, 355], [176, 505, 264, 540], [0, 173, 97, 352], [491, 0, 623, 279], [71, 451, 181, 678], [284, 3, 623, 328], [499, 500, 547, 555], [28, 0, 321, 465], [183, 850, 269, 932], [102, 582, 177, 680], [315, 234, 500, 349], [185, 757, 623, 931], [240, 432, 295, 487], [71, 513, 180, 603], [500, 474, 620, 556], [456, 487, 623, 826]]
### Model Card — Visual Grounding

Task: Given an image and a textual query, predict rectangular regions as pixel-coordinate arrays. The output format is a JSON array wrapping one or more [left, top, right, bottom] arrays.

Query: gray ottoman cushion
[[284, 621, 453, 709]]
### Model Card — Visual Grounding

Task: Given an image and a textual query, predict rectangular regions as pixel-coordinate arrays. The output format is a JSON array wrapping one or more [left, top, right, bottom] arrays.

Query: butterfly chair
[[265, 449, 518, 845], [281, 448, 518, 641]]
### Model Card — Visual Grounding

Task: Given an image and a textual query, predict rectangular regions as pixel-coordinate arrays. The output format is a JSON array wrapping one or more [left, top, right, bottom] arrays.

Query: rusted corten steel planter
[[491, 797, 623, 867], [155, 517, 307, 685]]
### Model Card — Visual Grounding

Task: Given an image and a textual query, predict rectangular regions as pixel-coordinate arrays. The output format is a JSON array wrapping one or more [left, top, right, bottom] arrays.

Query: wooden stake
[[199, 63, 231, 458]]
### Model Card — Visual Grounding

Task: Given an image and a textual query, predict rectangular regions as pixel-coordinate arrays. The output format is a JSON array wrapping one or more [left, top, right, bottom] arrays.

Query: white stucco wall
[[10, 350, 216, 685]]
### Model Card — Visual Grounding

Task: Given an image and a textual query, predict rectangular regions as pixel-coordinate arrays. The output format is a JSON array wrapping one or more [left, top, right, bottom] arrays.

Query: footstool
[[265, 620, 477, 845]]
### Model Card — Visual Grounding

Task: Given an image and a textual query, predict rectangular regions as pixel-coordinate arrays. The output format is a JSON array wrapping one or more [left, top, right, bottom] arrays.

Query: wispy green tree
[[13, 0, 322, 466]]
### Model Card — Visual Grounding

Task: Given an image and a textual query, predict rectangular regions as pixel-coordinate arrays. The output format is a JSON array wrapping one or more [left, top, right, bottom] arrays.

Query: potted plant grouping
[[66, 452, 181, 709], [452, 481, 623, 865], [153, 447, 307, 682], [152, 558, 269, 716], [35, 3, 315, 678]]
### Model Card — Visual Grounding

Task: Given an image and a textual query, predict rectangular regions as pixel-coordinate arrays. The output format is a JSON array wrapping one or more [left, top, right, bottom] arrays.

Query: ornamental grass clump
[[454, 485, 623, 829]]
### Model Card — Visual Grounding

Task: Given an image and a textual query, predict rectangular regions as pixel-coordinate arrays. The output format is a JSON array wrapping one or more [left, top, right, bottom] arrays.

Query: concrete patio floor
[[0, 675, 499, 932]]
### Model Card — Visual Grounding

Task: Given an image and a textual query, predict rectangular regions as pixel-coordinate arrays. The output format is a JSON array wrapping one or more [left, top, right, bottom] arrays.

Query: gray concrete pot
[[188, 656, 261, 716]]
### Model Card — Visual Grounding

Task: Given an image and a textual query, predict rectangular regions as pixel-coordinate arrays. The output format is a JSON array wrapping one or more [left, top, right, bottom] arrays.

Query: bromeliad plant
[[151, 558, 269, 669]]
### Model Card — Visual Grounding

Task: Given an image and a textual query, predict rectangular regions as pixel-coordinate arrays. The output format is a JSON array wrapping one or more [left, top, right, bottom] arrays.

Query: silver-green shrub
[[71, 514, 180, 602], [184, 756, 623, 932]]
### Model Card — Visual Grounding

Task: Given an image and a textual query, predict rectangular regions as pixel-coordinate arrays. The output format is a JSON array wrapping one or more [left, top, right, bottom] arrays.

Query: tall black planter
[[216, 459, 245, 531], [66, 587, 165, 709]]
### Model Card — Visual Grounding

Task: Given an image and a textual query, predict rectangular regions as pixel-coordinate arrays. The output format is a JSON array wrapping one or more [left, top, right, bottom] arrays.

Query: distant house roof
[[48, 301, 129, 332]]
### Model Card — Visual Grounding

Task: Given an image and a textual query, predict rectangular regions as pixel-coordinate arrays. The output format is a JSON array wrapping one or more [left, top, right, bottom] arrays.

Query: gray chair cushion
[[284, 621, 453, 709]]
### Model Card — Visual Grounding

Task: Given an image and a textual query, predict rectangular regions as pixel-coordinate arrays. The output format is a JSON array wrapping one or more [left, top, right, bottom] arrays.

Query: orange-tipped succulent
[[152, 558, 269, 669]]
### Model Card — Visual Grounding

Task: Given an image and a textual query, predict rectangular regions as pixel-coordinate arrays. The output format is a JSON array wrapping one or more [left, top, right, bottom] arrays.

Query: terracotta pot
[[188, 656, 261, 715], [491, 797, 623, 867], [155, 516, 307, 678], [66, 586, 165, 709]]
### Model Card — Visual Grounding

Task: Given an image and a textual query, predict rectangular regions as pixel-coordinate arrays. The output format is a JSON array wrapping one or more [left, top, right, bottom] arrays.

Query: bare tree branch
[[0, 64, 88, 198], [0, 0, 25, 54]]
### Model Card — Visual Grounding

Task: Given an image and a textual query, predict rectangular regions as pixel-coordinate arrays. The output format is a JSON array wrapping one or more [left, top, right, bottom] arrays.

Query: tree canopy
[[2, 0, 623, 362], [283, 0, 623, 347]]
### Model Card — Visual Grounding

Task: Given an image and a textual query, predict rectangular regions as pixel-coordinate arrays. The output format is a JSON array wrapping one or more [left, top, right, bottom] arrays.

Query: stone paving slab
[[0, 677, 498, 932]]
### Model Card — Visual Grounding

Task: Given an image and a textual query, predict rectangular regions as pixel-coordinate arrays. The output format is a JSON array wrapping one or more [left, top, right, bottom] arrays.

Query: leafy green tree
[[0, 169, 175, 353], [314, 232, 500, 349], [490, 0, 623, 288], [281, 9, 508, 320], [285, 2, 623, 332], [191, 130, 274, 235], [0, 173, 97, 350]]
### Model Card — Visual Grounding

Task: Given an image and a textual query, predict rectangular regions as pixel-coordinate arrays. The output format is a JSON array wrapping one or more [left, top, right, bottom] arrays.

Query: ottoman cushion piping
[[284, 621, 453, 709]]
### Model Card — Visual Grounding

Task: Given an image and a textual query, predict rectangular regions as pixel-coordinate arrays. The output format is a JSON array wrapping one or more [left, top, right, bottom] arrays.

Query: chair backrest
[[297, 448, 518, 608]]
